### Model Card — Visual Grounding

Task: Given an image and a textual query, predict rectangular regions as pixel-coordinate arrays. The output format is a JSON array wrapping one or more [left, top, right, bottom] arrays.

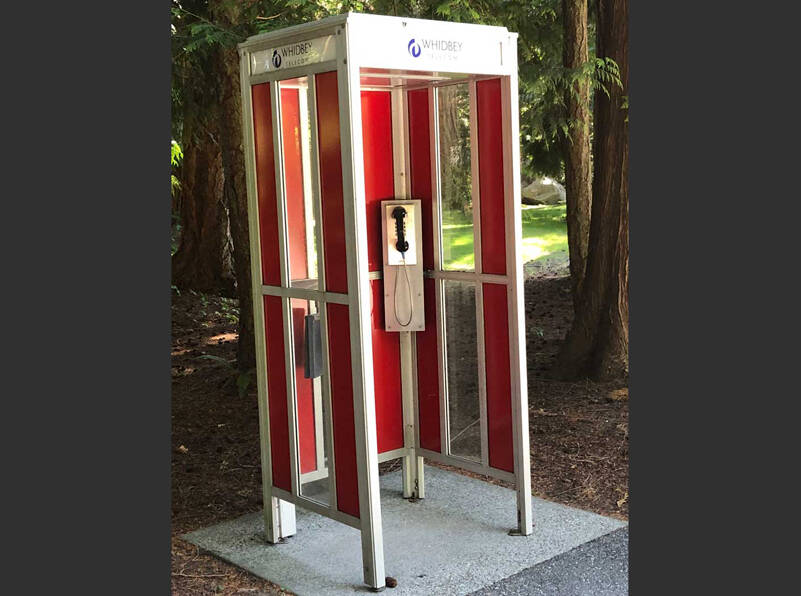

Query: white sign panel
[[250, 35, 336, 75], [350, 17, 510, 75]]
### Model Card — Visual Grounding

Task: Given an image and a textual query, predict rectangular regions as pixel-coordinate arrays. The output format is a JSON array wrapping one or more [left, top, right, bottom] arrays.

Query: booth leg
[[399, 331, 424, 499], [361, 527, 386, 591], [263, 497, 296, 543], [402, 454, 425, 499]]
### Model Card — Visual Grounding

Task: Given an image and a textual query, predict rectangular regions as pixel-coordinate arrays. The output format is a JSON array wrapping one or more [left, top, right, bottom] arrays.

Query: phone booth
[[238, 12, 531, 591]]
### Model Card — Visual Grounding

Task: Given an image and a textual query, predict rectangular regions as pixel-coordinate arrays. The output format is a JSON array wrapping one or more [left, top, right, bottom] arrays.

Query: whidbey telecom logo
[[272, 49, 282, 68], [407, 37, 464, 61]]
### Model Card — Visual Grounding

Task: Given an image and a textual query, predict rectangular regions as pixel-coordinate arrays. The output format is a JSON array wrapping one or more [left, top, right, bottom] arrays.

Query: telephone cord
[[394, 255, 414, 327]]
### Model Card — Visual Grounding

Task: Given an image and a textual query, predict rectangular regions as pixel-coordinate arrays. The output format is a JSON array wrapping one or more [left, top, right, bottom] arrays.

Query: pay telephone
[[392, 206, 410, 256], [381, 199, 424, 332]]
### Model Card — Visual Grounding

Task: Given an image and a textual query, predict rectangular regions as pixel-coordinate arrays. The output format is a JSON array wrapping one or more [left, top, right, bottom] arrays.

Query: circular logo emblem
[[408, 39, 421, 58], [272, 50, 282, 68]]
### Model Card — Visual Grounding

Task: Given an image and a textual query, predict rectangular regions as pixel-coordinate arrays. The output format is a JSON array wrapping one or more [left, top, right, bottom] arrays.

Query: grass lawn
[[441, 203, 568, 270]]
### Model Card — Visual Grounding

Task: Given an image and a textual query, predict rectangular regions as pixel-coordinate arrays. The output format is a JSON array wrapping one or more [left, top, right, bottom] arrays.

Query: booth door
[[409, 78, 517, 476], [250, 72, 365, 520]]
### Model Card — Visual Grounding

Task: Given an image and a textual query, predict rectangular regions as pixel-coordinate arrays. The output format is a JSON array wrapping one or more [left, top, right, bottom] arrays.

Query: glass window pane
[[290, 297, 331, 505], [438, 83, 474, 271], [444, 280, 481, 462], [280, 77, 319, 289]]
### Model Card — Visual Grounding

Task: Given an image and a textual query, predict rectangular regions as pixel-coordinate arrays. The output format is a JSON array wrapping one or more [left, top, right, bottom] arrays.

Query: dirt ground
[[171, 269, 628, 595]]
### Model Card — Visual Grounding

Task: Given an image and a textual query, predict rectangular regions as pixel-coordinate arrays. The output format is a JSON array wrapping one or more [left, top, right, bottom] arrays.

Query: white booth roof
[[239, 12, 518, 80]]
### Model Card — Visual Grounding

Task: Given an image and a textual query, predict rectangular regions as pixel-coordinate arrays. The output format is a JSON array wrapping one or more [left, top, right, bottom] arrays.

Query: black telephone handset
[[392, 206, 409, 255]]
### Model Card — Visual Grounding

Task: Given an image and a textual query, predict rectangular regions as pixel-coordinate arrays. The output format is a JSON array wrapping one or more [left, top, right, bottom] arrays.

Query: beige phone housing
[[381, 199, 424, 331]]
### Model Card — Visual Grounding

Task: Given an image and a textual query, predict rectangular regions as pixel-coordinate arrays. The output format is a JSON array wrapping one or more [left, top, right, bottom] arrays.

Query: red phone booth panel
[[316, 71, 349, 295], [477, 78, 507, 276], [477, 78, 515, 472], [252, 83, 292, 491], [263, 296, 292, 491], [416, 277, 441, 452], [327, 303, 360, 518], [291, 299, 318, 473], [317, 71, 360, 518], [361, 91, 395, 273], [252, 83, 282, 287], [362, 90, 403, 454], [483, 283, 514, 473], [369, 279, 403, 453], [281, 88, 311, 283]]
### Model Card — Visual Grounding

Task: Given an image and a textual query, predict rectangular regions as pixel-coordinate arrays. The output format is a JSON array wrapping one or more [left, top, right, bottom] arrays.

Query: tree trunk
[[171, 111, 230, 294], [437, 85, 463, 213], [211, 2, 256, 373], [555, 0, 628, 380], [561, 0, 592, 306]]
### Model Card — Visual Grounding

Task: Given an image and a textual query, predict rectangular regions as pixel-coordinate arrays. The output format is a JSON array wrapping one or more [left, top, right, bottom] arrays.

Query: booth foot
[[263, 497, 296, 543], [402, 455, 425, 499]]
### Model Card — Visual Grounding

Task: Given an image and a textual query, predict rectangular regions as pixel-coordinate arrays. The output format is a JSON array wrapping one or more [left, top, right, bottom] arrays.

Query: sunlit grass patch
[[521, 204, 567, 264], [438, 204, 567, 269]]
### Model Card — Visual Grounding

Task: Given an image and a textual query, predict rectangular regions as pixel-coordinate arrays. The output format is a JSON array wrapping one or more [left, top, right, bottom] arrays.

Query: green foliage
[[591, 57, 622, 100], [171, 140, 183, 197], [218, 296, 240, 324], [171, 139, 183, 256], [171, 139, 183, 167]]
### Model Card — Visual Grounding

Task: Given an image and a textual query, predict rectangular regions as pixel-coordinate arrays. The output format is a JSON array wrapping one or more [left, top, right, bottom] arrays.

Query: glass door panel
[[437, 83, 474, 271], [290, 297, 331, 506], [443, 280, 482, 462], [280, 77, 320, 290]]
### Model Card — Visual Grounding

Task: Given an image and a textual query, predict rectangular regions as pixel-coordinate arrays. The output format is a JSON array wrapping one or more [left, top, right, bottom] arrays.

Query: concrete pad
[[182, 466, 626, 596]]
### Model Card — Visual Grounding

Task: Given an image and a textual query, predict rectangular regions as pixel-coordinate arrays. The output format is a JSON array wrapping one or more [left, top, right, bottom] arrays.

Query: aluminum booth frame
[[238, 12, 531, 591]]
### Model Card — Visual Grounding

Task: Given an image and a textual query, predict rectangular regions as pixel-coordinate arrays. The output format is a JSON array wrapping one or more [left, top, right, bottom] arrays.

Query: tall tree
[[171, 0, 234, 294], [561, 0, 592, 304], [172, 0, 332, 371], [209, 0, 255, 372], [556, 0, 628, 380], [172, 94, 231, 293]]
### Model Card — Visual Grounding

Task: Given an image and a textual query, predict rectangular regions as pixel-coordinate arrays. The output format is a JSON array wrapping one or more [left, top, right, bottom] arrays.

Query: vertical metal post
[[271, 81, 304, 506], [502, 35, 533, 535], [336, 23, 386, 590], [308, 73, 339, 512], [429, 86, 450, 457], [469, 79, 491, 468], [238, 49, 295, 542], [392, 84, 424, 499]]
